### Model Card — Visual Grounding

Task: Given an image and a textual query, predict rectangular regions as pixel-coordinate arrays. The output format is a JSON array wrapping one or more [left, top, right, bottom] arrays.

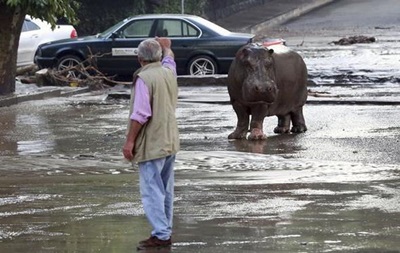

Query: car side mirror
[[111, 32, 119, 39]]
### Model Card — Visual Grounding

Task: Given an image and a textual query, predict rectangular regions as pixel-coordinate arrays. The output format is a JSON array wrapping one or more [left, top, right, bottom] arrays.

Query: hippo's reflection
[[230, 134, 303, 155], [232, 139, 268, 154]]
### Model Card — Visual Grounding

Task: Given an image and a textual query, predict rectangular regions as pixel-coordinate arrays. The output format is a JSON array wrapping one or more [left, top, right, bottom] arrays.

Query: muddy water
[[0, 95, 399, 252]]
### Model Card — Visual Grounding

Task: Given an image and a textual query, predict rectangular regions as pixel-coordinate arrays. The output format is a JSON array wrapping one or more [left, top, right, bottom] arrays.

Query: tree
[[0, 0, 79, 95]]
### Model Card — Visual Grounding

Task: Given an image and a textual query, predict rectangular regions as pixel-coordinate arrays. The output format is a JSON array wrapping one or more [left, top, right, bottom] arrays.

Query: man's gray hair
[[138, 38, 162, 62]]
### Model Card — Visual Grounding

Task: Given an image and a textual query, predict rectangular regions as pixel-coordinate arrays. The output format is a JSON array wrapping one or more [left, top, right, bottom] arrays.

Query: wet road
[[0, 93, 399, 252], [1, 0, 400, 252]]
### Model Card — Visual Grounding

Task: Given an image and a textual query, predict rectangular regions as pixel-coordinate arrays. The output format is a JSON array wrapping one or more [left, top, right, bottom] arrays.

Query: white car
[[17, 16, 77, 67]]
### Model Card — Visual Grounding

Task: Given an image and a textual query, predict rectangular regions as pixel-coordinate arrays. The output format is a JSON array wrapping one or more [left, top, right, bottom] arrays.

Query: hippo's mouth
[[242, 88, 277, 103]]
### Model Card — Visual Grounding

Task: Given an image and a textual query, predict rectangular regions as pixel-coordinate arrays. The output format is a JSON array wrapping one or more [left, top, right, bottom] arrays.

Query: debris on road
[[331, 35, 376, 45]]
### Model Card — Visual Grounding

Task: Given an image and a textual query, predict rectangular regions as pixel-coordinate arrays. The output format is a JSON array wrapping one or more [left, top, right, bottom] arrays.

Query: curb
[[108, 90, 400, 106], [177, 75, 227, 87], [0, 89, 60, 107], [0, 87, 90, 108], [178, 97, 400, 106]]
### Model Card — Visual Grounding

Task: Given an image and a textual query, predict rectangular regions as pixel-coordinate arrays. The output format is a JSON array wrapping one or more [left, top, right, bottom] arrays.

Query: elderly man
[[123, 37, 179, 250]]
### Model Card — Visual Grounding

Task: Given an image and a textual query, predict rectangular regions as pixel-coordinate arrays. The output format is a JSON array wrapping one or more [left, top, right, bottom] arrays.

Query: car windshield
[[97, 18, 130, 38], [189, 16, 231, 36]]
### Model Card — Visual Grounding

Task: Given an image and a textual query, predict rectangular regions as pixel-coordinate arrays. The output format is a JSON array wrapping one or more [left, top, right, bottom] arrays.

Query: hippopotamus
[[227, 43, 308, 140]]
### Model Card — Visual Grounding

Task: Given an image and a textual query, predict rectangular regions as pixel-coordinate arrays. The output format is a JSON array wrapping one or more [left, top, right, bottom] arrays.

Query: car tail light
[[70, 29, 78, 38], [263, 38, 286, 47]]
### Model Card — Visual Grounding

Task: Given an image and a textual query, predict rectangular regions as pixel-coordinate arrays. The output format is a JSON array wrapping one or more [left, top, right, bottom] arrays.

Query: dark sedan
[[35, 14, 254, 77]]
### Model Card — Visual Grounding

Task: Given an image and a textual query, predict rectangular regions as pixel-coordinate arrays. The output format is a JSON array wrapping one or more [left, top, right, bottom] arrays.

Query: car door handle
[[31, 34, 39, 38], [181, 44, 189, 48]]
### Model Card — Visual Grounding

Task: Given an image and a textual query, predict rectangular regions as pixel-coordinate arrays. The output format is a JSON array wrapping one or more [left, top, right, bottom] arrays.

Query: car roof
[[25, 15, 49, 27], [25, 15, 75, 29], [124, 14, 213, 25], [131, 14, 201, 19], [125, 14, 233, 35], [96, 13, 253, 39]]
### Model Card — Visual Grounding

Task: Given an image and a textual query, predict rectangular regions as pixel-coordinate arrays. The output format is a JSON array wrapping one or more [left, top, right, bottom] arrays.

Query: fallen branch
[[16, 64, 38, 76], [308, 89, 340, 98], [36, 46, 132, 90]]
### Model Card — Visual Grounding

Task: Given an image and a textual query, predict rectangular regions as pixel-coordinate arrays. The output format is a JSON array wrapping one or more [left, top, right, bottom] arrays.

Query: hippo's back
[[269, 44, 307, 85], [267, 44, 308, 114]]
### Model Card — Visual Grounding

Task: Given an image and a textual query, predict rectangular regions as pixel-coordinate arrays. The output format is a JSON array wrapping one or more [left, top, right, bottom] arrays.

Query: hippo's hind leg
[[228, 100, 250, 139], [274, 114, 291, 133], [290, 106, 307, 133]]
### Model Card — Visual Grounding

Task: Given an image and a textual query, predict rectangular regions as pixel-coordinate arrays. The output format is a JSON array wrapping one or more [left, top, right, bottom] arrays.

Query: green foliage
[[74, 0, 146, 36], [154, 0, 208, 16], [70, 0, 210, 36], [3, 0, 79, 27]]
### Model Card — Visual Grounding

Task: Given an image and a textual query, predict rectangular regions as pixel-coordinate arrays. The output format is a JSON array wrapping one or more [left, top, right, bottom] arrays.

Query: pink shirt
[[130, 56, 177, 124]]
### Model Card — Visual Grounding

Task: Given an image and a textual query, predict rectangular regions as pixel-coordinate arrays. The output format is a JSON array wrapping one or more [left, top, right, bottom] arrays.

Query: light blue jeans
[[138, 155, 175, 240]]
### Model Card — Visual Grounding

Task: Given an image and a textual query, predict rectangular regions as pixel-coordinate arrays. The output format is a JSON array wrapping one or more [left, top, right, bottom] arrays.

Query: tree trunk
[[0, 2, 26, 96]]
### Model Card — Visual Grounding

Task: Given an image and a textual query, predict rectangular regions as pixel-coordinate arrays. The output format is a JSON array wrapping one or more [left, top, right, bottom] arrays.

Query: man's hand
[[156, 37, 171, 49], [123, 140, 135, 161], [156, 37, 174, 58]]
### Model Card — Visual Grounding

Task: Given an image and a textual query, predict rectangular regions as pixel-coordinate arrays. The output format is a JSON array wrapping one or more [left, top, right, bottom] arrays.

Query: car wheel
[[57, 55, 84, 79], [188, 55, 217, 75]]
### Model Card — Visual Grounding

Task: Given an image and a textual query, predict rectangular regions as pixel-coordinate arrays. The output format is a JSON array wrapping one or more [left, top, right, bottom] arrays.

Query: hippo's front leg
[[228, 100, 250, 139], [274, 114, 291, 133], [248, 106, 267, 140]]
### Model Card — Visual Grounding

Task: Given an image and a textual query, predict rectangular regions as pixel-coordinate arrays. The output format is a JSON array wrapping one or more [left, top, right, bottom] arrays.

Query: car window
[[22, 19, 40, 32], [161, 20, 199, 37], [122, 19, 153, 38], [190, 16, 231, 36], [98, 18, 129, 38]]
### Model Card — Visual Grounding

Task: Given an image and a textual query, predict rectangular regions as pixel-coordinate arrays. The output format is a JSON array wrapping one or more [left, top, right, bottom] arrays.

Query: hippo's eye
[[264, 59, 273, 68]]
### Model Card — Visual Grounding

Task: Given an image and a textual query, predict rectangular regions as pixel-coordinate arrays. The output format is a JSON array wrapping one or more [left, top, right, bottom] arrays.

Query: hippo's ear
[[268, 49, 274, 55]]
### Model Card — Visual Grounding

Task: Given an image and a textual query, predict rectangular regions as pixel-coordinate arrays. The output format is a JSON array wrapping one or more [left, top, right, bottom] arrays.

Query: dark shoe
[[137, 236, 171, 250], [138, 236, 154, 245]]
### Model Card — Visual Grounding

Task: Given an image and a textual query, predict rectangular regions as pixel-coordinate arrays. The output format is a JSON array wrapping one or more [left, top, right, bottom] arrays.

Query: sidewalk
[[215, 0, 335, 33]]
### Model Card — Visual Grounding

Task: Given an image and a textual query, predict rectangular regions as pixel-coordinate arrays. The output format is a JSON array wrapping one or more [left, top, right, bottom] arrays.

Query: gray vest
[[128, 62, 180, 163]]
